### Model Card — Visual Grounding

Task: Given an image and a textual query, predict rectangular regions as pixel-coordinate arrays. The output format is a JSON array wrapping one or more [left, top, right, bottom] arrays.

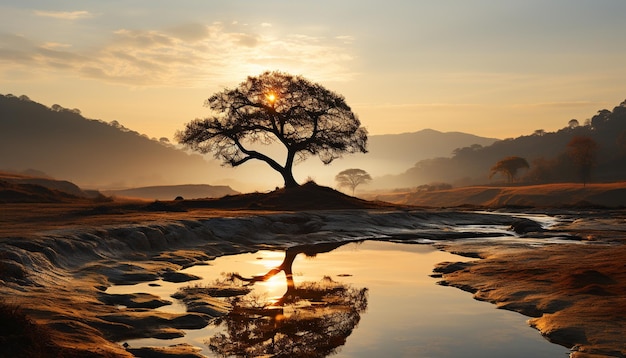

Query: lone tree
[[335, 168, 372, 195], [176, 71, 368, 188], [567, 136, 598, 186], [489, 156, 530, 183]]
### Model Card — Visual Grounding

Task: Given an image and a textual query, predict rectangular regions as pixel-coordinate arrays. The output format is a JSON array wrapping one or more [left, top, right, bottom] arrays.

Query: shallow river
[[109, 238, 569, 357]]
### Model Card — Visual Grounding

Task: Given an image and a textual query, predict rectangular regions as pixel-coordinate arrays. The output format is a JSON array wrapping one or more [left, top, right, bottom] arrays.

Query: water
[[110, 241, 570, 357]]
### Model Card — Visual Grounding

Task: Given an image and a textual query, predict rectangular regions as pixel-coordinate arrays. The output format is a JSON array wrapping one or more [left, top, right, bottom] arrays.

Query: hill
[[0, 94, 219, 189], [179, 181, 396, 211], [0, 94, 497, 191], [103, 184, 239, 201], [365, 182, 626, 208], [0, 170, 110, 203], [292, 129, 498, 188], [376, 99, 626, 189]]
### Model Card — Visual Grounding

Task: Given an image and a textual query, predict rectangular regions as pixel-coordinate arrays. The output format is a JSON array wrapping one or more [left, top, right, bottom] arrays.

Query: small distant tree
[[567, 136, 598, 186], [568, 119, 579, 129], [489, 156, 530, 183], [335, 168, 372, 195], [177, 71, 368, 188]]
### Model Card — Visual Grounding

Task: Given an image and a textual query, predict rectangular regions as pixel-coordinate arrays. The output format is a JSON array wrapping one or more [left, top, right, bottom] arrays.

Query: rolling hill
[[373, 99, 626, 189], [1, 93, 498, 191]]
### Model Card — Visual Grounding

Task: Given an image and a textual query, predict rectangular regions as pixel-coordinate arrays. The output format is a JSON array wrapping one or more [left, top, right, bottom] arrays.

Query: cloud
[[512, 101, 599, 109], [231, 33, 259, 47], [0, 23, 356, 87], [336, 35, 355, 44], [33, 10, 93, 20], [41, 42, 72, 49], [166, 23, 210, 42], [357, 102, 483, 110]]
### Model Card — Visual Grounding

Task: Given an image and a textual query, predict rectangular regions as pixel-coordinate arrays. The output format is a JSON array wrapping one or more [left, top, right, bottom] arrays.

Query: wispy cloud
[[33, 10, 93, 20], [0, 23, 355, 87], [356, 102, 483, 110], [336, 35, 355, 44], [511, 101, 599, 109]]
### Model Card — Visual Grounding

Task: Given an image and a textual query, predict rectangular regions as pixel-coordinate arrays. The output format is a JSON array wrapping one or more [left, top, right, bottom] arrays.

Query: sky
[[2, 0, 626, 141]]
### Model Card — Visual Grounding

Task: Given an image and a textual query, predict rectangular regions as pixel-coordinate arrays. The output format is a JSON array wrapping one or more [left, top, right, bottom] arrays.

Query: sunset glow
[[1, 1, 625, 140]]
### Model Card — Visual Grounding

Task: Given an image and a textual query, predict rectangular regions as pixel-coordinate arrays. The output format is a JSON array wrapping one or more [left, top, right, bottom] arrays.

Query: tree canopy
[[489, 156, 530, 183], [335, 168, 372, 195], [176, 71, 368, 188]]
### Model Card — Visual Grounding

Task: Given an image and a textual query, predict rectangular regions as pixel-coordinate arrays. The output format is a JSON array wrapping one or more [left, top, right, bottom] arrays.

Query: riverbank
[[0, 209, 518, 357], [435, 211, 626, 358], [1, 184, 625, 357]]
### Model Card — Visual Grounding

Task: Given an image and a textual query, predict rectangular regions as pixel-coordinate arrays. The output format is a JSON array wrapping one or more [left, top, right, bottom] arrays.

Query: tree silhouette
[[207, 242, 368, 357], [335, 168, 372, 195], [489, 156, 530, 183], [567, 136, 598, 186], [176, 71, 368, 188]]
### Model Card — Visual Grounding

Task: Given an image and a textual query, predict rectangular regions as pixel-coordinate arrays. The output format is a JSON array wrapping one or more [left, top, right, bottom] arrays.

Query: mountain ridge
[[0, 93, 498, 191]]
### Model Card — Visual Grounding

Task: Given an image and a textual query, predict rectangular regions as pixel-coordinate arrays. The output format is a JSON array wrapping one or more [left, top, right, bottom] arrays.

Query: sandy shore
[[1, 203, 625, 357]]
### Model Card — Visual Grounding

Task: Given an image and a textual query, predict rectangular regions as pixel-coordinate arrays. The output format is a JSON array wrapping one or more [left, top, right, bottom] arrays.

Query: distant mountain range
[[5, 93, 625, 192], [0, 93, 498, 191], [375, 99, 626, 189]]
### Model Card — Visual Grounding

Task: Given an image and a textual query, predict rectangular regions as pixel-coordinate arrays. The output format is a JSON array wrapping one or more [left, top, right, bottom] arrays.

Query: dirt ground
[[2, 183, 626, 357], [435, 212, 626, 358]]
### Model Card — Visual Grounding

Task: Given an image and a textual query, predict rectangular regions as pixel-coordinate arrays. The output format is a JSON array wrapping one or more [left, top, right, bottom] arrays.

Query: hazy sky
[[2, 1, 626, 140]]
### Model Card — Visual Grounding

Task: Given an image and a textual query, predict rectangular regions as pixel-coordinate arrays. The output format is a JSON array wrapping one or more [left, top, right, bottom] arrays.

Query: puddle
[[109, 241, 569, 357]]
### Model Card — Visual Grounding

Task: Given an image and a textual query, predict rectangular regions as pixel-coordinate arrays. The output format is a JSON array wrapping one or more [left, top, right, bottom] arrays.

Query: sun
[[266, 93, 276, 102]]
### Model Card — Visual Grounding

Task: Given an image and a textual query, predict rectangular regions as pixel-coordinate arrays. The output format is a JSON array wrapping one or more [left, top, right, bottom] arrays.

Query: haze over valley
[[4, 93, 626, 197], [0, 93, 499, 193]]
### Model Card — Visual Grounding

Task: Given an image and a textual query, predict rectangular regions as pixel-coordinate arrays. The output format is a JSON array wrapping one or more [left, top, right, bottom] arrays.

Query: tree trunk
[[281, 169, 299, 188], [282, 150, 299, 188]]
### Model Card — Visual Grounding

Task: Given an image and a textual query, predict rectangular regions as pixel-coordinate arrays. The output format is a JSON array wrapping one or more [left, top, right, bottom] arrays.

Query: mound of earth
[[181, 181, 396, 210], [0, 171, 102, 203], [0, 179, 81, 203], [103, 184, 239, 201]]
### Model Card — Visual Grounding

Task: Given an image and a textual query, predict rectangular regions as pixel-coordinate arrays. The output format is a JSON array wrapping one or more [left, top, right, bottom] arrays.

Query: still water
[[111, 241, 569, 357]]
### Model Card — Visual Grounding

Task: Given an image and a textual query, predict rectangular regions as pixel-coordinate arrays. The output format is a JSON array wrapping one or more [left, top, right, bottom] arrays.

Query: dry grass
[[0, 301, 62, 358], [364, 182, 626, 208]]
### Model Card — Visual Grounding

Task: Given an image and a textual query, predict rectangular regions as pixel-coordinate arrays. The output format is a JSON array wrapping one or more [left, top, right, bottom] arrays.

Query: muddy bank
[[1, 208, 625, 357], [434, 211, 626, 358], [0, 209, 520, 357]]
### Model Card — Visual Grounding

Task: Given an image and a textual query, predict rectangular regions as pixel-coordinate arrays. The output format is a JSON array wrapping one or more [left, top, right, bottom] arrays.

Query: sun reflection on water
[[255, 272, 288, 304], [252, 250, 284, 271]]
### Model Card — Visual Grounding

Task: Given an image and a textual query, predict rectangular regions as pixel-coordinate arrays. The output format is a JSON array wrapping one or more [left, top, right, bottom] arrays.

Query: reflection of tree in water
[[206, 242, 369, 358]]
